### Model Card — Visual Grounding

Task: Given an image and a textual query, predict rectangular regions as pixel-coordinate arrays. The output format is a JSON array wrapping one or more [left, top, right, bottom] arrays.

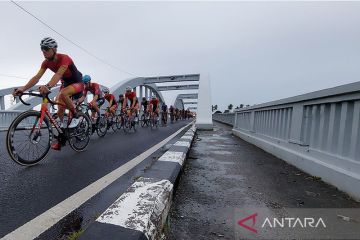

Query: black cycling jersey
[[141, 100, 149, 110]]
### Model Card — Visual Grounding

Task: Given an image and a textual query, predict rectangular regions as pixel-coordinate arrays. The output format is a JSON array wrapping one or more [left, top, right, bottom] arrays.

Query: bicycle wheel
[[145, 114, 150, 127], [150, 115, 156, 130], [68, 112, 91, 152], [131, 117, 137, 132], [111, 117, 118, 132], [6, 110, 52, 166], [116, 115, 123, 130], [122, 116, 129, 133], [96, 115, 108, 137], [141, 114, 146, 127]]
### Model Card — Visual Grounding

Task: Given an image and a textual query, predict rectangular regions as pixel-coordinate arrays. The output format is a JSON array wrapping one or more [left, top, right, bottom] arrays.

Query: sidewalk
[[166, 121, 360, 240]]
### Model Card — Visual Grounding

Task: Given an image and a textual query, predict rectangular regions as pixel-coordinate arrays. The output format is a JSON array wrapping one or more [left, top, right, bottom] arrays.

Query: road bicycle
[[77, 103, 108, 137], [170, 111, 175, 123], [103, 107, 120, 133], [140, 110, 150, 127], [161, 111, 168, 126], [123, 108, 137, 132], [150, 111, 159, 129], [6, 91, 91, 166]]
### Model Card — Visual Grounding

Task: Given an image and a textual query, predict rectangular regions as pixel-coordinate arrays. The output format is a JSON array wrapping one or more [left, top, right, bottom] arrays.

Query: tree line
[[212, 104, 251, 113]]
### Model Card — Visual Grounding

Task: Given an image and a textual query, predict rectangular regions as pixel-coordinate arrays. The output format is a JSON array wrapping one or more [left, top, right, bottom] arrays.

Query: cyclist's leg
[[110, 104, 117, 117], [94, 97, 104, 118], [134, 102, 139, 117], [58, 83, 84, 117]]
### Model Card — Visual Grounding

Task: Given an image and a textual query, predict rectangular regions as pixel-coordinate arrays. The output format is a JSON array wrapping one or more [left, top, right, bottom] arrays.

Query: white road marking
[[174, 141, 191, 148], [97, 177, 173, 240], [158, 151, 186, 166], [1, 122, 193, 240], [181, 135, 193, 140]]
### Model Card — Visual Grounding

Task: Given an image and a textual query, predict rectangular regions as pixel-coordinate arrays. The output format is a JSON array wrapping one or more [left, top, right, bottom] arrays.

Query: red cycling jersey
[[150, 99, 159, 106], [104, 93, 117, 106], [125, 92, 137, 102], [83, 82, 102, 97], [41, 53, 82, 87]]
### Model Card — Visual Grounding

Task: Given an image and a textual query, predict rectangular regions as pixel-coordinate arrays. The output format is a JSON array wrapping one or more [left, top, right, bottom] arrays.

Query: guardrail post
[[0, 96, 5, 110], [233, 112, 238, 128], [289, 104, 306, 145], [250, 110, 255, 132]]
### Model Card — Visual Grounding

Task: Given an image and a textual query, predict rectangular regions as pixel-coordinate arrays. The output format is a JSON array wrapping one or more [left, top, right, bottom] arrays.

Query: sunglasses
[[41, 46, 50, 51]]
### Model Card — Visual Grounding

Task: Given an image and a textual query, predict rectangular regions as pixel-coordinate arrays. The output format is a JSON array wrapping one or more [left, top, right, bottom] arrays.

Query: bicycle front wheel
[[111, 117, 118, 132], [140, 114, 146, 127], [6, 110, 52, 166], [97, 115, 108, 137]]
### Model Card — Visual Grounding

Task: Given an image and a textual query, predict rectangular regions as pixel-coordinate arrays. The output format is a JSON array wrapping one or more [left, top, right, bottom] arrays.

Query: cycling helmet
[[83, 75, 91, 83], [119, 94, 124, 98], [151, 95, 156, 99], [126, 86, 132, 92], [102, 87, 109, 94], [142, 97, 147, 101], [40, 37, 58, 49]]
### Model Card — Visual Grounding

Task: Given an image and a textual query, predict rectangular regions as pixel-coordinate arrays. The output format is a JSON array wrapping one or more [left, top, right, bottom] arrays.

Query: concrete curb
[[80, 124, 196, 240]]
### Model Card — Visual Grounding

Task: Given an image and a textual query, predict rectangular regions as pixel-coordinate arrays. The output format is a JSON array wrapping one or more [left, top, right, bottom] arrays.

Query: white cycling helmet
[[40, 37, 58, 49], [102, 87, 109, 94], [126, 86, 132, 92]]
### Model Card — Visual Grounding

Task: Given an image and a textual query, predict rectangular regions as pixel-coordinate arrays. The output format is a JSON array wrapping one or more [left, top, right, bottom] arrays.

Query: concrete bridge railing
[[0, 110, 24, 131], [227, 81, 360, 200], [212, 113, 235, 126]]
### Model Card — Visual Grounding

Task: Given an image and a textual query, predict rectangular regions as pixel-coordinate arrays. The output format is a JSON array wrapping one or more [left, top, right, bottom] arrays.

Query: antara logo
[[262, 217, 326, 228], [237, 213, 258, 233], [238, 213, 326, 234]]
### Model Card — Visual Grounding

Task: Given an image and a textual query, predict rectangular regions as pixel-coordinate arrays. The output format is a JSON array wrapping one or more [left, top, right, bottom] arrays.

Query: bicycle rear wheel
[[68, 112, 91, 152], [6, 110, 52, 166]]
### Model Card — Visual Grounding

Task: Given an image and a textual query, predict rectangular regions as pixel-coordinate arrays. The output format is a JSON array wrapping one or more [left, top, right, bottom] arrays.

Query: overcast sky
[[1, 1, 360, 111]]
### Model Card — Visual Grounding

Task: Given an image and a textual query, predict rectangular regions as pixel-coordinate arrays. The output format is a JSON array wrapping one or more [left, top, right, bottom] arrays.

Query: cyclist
[[161, 103, 168, 124], [78, 75, 104, 124], [123, 86, 139, 121], [175, 108, 180, 120], [149, 95, 160, 121], [12, 37, 84, 150], [118, 94, 127, 108], [169, 105, 175, 122], [103, 87, 118, 117], [141, 97, 149, 115]]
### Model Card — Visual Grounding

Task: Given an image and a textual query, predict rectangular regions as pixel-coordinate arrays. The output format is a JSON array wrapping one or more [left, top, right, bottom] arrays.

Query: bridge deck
[[167, 121, 360, 239]]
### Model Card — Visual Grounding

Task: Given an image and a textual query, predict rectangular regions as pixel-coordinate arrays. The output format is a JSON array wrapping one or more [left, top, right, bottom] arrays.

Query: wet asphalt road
[[167, 121, 360, 240], [0, 119, 191, 238]]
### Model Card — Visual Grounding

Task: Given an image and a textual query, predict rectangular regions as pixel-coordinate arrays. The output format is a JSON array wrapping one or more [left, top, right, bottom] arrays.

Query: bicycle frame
[[38, 99, 64, 134]]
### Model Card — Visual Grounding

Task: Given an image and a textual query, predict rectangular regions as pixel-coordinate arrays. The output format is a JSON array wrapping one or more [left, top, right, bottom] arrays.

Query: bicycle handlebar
[[16, 90, 56, 106]]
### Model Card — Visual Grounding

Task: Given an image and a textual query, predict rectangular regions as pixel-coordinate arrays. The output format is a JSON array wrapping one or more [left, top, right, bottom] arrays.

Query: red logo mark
[[237, 213, 258, 233]]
